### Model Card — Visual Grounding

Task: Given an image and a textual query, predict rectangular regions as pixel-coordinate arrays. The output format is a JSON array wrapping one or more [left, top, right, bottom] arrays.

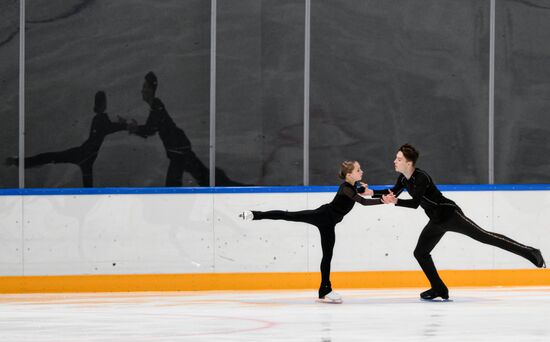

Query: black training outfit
[[373, 168, 540, 292], [252, 182, 382, 298]]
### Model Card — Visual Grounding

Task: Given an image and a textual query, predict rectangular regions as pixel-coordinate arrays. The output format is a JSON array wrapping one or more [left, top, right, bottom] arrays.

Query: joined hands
[[382, 190, 397, 204]]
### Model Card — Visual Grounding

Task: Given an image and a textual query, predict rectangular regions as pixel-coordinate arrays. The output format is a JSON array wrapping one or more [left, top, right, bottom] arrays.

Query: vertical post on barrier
[[210, 0, 217, 187], [303, 0, 311, 186], [19, 0, 25, 188], [488, 0, 495, 184]]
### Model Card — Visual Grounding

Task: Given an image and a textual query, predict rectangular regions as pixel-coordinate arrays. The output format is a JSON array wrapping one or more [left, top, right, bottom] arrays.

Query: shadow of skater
[[128, 71, 246, 187], [5, 91, 128, 187]]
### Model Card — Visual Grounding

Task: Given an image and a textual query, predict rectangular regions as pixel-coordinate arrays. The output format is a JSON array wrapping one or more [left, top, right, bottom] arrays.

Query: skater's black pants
[[414, 209, 537, 291], [252, 206, 336, 298]]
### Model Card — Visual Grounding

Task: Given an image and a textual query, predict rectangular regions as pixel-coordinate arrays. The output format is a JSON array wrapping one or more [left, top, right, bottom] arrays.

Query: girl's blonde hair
[[338, 160, 358, 179]]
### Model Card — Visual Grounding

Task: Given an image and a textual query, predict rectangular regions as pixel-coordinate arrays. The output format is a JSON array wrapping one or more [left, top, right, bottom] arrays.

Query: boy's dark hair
[[399, 143, 419, 166]]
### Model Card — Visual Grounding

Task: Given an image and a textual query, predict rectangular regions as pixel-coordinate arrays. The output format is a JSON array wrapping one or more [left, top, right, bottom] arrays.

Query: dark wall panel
[[216, 0, 304, 186], [6, 1, 550, 188], [495, 0, 550, 183], [24, 0, 210, 187], [0, 0, 19, 188], [310, 0, 490, 185]]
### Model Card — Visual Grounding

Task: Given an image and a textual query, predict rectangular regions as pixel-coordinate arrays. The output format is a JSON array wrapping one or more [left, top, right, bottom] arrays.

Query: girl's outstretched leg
[[245, 209, 322, 226]]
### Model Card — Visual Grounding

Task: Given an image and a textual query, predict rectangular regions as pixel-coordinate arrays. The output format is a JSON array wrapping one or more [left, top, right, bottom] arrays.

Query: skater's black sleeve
[[394, 173, 431, 209], [341, 185, 382, 206], [372, 175, 406, 198]]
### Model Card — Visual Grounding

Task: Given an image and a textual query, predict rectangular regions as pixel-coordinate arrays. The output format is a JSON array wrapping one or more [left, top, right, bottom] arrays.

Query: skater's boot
[[420, 287, 449, 300], [529, 248, 546, 268], [238, 211, 254, 221], [318, 291, 342, 304]]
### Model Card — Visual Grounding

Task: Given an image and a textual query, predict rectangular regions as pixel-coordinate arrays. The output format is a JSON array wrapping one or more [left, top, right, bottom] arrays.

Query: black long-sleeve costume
[[22, 112, 126, 187], [373, 168, 541, 292], [252, 182, 382, 298]]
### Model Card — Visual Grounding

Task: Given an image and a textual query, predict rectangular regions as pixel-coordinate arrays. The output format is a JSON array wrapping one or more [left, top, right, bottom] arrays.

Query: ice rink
[[1, 287, 549, 341]]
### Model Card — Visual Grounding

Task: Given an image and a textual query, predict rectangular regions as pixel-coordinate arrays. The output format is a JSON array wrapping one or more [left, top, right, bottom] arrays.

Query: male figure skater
[[376, 144, 545, 300]]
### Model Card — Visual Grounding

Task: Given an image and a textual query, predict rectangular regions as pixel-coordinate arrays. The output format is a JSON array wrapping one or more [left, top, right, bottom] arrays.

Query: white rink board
[[20, 194, 215, 276], [0, 190, 548, 276], [0, 195, 22, 275]]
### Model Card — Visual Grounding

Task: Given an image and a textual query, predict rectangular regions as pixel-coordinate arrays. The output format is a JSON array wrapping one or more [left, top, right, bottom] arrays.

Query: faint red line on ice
[[156, 314, 277, 337]]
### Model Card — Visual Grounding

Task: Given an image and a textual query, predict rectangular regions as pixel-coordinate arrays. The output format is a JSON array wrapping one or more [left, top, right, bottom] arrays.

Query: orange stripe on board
[[0, 269, 549, 294]]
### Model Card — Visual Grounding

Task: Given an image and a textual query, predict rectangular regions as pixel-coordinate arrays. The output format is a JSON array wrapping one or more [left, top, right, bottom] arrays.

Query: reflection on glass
[[7, 91, 127, 187], [129, 72, 245, 186], [25, 1, 211, 187]]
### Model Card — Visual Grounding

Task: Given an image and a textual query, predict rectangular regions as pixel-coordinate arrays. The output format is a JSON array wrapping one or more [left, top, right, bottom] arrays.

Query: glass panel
[[216, 0, 304, 186], [310, 0, 490, 185], [495, 0, 550, 183], [25, 1, 210, 187], [0, 0, 19, 188]]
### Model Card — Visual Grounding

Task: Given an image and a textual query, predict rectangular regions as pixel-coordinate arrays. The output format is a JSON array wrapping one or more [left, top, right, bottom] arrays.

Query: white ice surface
[[1, 287, 549, 341]]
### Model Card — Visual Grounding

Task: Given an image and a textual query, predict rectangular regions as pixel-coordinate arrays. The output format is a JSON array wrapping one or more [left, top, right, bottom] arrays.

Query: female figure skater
[[377, 144, 545, 301], [239, 161, 383, 303]]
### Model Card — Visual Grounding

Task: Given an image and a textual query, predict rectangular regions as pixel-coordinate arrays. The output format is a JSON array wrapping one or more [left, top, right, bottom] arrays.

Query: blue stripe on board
[[0, 184, 550, 196]]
